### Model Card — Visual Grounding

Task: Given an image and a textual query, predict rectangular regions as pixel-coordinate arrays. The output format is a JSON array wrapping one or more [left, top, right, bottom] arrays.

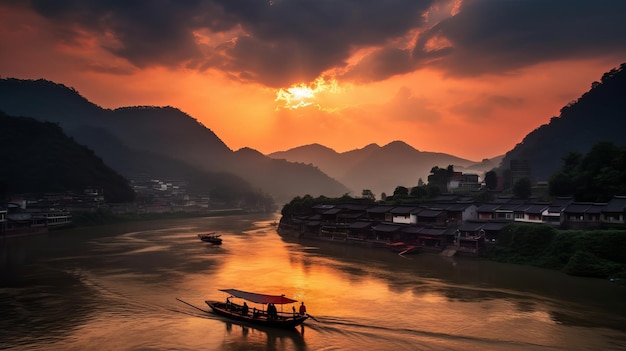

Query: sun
[[275, 77, 340, 110]]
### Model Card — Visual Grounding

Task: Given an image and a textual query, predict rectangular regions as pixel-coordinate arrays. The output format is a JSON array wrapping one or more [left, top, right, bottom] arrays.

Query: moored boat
[[198, 232, 222, 245], [205, 289, 309, 329], [388, 241, 422, 255]]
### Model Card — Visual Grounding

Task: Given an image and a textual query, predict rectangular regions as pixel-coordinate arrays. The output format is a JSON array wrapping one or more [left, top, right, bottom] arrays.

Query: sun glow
[[275, 77, 341, 110]]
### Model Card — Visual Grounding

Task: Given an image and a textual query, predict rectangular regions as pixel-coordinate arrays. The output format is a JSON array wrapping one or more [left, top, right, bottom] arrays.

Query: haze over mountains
[[268, 142, 501, 197], [1, 62, 625, 202]]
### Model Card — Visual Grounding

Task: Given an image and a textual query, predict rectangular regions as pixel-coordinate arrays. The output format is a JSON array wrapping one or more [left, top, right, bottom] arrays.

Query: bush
[[562, 250, 620, 278]]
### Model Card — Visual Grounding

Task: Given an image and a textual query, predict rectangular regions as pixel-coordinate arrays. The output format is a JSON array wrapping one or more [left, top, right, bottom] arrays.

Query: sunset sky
[[1, 1, 625, 161]]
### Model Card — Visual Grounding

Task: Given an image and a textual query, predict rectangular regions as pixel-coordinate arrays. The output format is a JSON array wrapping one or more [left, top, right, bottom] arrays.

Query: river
[[1, 213, 625, 350]]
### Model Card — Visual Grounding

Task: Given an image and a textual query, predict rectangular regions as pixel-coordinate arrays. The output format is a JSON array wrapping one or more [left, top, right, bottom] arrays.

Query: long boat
[[205, 289, 308, 329]]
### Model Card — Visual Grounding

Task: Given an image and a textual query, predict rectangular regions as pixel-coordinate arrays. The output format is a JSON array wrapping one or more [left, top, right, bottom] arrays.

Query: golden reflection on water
[[2, 215, 625, 351]]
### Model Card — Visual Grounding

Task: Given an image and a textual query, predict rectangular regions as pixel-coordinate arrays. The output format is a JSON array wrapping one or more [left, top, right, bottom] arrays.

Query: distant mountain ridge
[[269, 141, 503, 197], [2, 61, 623, 202], [0, 78, 349, 202]]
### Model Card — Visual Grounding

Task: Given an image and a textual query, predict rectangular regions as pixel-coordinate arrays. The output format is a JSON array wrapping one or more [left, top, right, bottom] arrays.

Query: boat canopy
[[219, 289, 298, 305]]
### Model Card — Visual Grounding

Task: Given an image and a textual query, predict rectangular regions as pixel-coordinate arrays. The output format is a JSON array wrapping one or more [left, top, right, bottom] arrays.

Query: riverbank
[[71, 208, 250, 227], [277, 220, 626, 284]]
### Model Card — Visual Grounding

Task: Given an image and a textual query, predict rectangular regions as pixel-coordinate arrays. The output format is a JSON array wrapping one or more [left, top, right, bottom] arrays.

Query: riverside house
[[279, 195, 626, 255]]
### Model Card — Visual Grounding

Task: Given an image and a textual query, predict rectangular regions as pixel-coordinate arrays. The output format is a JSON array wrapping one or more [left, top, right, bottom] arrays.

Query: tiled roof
[[477, 203, 500, 212], [603, 196, 626, 212], [524, 204, 549, 214], [482, 222, 508, 230], [367, 205, 394, 213], [349, 221, 372, 229], [323, 208, 343, 215], [458, 222, 485, 231], [418, 227, 447, 235], [372, 223, 401, 232], [417, 209, 443, 217], [390, 206, 416, 214]]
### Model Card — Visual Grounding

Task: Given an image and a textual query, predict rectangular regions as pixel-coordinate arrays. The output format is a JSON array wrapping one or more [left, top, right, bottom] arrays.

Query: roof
[[349, 221, 372, 229], [603, 196, 626, 213], [524, 204, 549, 215], [565, 202, 603, 213], [219, 289, 298, 304], [416, 209, 443, 217], [372, 223, 401, 232], [418, 227, 447, 235], [402, 226, 424, 234], [323, 208, 343, 215], [390, 206, 416, 214], [444, 203, 475, 211], [458, 222, 485, 231], [482, 222, 508, 231], [312, 204, 335, 210], [367, 205, 394, 213], [477, 203, 500, 212]]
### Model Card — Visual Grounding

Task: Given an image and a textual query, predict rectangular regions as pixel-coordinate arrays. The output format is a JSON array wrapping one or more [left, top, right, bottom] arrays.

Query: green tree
[[410, 186, 427, 198], [513, 177, 532, 199], [393, 186, 409, 198], [549, 142, 626, 201], [427, 165, 454, 193], [361, 189, 375, 201], [484, 170, 497, 190]]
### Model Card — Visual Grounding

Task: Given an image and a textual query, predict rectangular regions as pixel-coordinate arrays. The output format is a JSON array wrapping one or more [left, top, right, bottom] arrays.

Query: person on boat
[[267, 303, 277, 319], [299, 302, 307, 316], [242, 302, 249, 316]]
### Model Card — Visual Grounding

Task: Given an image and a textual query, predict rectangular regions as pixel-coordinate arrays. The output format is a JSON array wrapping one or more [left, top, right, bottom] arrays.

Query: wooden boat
[[198, 232, 222, 245], [205, 289, 309, 329], [388, 241, 422, 255]]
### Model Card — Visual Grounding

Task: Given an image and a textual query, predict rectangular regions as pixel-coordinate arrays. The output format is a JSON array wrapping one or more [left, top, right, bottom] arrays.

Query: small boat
[[388, 241, 421, 255], [198, 232, 222, 245], [205, 289, 309, 329]]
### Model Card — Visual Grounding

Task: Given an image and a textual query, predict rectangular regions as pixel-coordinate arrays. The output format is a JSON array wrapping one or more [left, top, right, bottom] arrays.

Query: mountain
[[0, 78, 349, 202], [501, 63, 626, 181], [268, 141, 501, 197], [0, 112, 135, 202]]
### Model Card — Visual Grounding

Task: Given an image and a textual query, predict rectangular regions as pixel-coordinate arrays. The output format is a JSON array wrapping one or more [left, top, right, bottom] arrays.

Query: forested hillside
[[501, 63, 626, 181], [0, 112, 135, 202]]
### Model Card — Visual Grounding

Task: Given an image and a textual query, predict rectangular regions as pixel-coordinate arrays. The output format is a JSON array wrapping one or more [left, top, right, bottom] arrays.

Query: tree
[[410, 186, 427, 198], [484, 170, 497, 190], [513, 177, 532, 199], [361, 189, 375, 201], [427, 165, 454, 193], [548, 142, 626, 201], [393, 186, 409, 198]]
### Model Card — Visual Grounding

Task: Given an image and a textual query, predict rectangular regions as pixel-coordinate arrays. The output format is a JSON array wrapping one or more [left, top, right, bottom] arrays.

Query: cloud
[[4, 0, 625, 88], [413, 0, 626, 76], [386, 86, 441, 123]]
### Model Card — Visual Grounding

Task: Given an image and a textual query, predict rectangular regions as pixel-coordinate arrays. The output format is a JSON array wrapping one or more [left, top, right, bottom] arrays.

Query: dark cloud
[[5, 0, 625, 86], [8, 0, 433, 86], [413, 0, 626, 76]]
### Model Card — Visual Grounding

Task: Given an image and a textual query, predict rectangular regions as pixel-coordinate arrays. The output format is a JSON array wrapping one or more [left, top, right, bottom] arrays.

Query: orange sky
[[1, 1, 625, 161]]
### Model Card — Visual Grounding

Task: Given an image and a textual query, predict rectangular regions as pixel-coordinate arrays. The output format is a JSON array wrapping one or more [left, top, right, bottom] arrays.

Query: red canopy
[[219, 289, 298, 305]]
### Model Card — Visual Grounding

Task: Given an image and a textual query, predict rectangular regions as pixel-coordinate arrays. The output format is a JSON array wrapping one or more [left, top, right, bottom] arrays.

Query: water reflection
[[220, 321, 306, 351], [2, 215, 625, 350]]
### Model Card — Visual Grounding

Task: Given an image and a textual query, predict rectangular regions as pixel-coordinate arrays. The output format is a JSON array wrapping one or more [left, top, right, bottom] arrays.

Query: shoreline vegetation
[[484, 223, 626, 282]]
